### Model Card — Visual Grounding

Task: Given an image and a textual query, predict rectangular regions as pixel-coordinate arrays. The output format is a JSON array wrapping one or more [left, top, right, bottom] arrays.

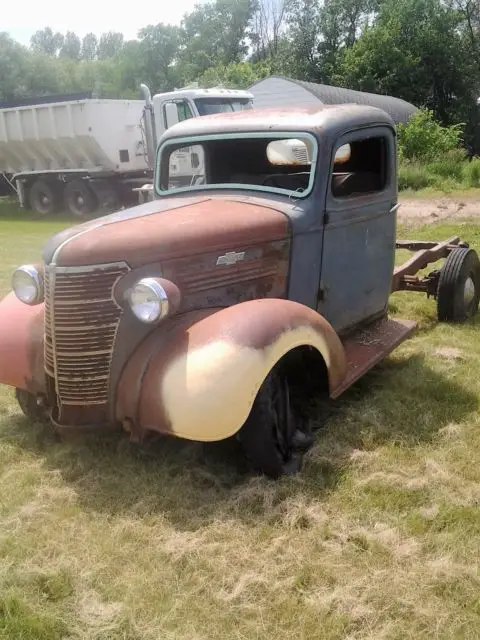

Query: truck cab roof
[[159, 104, 395, 143], [153, 87, 254, 102]]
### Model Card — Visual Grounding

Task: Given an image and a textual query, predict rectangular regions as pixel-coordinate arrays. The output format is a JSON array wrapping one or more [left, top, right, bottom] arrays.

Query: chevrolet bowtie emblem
[[216, 251, 246, 266]]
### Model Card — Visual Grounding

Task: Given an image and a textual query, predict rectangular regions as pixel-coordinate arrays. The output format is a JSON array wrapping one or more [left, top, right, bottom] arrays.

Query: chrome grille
[[44, 263, 129, 406]]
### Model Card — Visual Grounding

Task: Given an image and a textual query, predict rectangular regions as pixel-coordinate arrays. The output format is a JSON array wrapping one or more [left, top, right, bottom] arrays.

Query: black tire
[[64, 180, 98, 217], [437, 248, 480, 322], [237, 369, 314, 479], [28, 179, 61, 216], [15, 388, 47, 423]]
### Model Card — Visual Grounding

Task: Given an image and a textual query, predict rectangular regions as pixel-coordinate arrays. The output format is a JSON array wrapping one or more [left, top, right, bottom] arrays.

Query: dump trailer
[[0, 86, 254, 217], [0, 93, 149, 216]]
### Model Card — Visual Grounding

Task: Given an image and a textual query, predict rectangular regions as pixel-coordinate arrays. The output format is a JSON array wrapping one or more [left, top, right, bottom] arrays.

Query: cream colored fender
[[116, 298, 347, 442]]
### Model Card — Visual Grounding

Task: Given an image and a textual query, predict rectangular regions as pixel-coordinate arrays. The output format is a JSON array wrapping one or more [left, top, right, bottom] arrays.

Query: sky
[[5, 0, 201, 46]]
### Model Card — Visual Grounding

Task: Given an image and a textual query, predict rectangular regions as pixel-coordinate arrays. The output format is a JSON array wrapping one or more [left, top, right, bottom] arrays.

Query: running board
[[331, 317, 416, 399]]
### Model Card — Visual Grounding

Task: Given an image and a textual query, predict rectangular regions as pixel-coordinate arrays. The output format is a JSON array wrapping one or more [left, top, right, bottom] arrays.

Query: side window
[[176, 101, 193, 122], [166, 144, 206, 190], [331, 136, 388, 198], [163, 100, 194, 129]]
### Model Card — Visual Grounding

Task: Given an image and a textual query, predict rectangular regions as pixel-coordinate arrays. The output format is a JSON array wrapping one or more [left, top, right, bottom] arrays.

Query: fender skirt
[[0, 293, 46, 394], [116, 298, 347, 442]]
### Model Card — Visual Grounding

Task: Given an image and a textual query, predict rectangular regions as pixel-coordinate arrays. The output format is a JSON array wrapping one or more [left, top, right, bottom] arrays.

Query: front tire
[[15, 389, 47, 423], [437, 248, 480, 322], [237, 369, 313, 479]]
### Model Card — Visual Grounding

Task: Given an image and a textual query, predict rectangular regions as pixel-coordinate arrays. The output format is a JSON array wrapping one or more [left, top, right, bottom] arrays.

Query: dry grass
[[0, 197, 480, 639]]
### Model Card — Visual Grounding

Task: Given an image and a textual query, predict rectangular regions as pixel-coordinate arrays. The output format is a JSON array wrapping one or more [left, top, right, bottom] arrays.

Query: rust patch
[[116, 300, 347, 439], [116, 309, 214, 434], [56, 199, 290, 268], [162, 238, 290, 311], [333, 317, 416, 398]]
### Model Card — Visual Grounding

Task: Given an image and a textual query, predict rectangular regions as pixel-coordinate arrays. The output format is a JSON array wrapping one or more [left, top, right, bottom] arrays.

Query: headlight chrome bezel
[[12, 265, 44, 305], [127, 277, 170, 324]]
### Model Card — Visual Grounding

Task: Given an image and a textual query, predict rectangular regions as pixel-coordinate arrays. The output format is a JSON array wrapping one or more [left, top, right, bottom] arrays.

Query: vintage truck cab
[[0, 105, 479, 478]]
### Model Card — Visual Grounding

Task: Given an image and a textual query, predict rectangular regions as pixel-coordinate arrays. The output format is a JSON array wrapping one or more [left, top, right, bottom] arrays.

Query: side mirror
[[164, 102, 179, 129]]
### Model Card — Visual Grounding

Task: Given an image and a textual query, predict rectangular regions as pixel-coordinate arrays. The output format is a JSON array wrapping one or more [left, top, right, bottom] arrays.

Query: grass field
[[0, 197, 479, 639]]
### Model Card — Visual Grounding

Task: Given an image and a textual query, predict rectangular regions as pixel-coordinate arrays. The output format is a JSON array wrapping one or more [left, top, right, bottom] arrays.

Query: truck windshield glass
[[158, 134, 317, 198], [194, 98, 253, 116]]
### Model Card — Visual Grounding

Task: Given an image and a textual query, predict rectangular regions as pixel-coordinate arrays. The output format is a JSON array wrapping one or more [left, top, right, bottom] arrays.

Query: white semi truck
[[0, 85, 253, 216]]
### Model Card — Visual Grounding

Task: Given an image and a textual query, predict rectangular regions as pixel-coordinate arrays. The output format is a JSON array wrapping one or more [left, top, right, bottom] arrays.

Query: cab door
[[316, 126, 398, 333]]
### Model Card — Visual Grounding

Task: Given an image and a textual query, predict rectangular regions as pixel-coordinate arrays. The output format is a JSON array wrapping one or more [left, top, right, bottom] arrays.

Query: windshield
[[157, 133, 317, 199], [194, 98, 253, 116]]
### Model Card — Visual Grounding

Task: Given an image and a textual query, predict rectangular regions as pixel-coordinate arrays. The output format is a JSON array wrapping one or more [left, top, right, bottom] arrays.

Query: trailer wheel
[[237, 369, 313, 479], [64, 180, 98, 217], [437, 248, 480, 322], [29, 179, 60, 216]]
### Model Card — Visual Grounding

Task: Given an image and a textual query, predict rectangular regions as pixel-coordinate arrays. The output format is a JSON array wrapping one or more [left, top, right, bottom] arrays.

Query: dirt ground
[[398, 193, 480, 223]]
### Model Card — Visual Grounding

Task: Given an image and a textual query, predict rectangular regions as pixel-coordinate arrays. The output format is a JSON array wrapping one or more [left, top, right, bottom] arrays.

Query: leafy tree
[[197, 60, 271, 88], [448, 0, 480, 68], [81, 33, 98, 61], [338, 0, 475, 124], [97, 32, 124, 59], [0, 33, 29, 99], [284, 0, 321, 80], [30, 27, 64, 56], [180, 0, 256, 80], [137, 24, 182, 92], [60, 31, 81, 60], [250, 0, 288, 60]]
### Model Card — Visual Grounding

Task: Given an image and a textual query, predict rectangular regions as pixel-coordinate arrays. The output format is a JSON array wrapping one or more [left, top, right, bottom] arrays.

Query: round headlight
[[128, 278, 169, 324], [12, 265, 43, 305]]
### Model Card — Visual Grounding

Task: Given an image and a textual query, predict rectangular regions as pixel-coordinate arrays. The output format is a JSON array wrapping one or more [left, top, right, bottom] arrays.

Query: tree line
[[1, 0, 480, 149]]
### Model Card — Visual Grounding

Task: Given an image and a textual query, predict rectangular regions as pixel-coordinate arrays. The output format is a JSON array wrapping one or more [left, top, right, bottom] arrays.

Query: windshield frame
[[155, 131, 319, 200]]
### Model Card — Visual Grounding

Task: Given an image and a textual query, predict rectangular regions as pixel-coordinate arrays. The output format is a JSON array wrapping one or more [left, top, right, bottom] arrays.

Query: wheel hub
[[464, 276, 476, 306]]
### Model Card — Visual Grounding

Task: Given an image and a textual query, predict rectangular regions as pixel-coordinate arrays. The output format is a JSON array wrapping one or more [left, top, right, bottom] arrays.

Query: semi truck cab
[[140, 85, 254, 194]]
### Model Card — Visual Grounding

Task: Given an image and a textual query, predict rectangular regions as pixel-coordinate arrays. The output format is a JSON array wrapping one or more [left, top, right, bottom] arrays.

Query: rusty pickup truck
[[1, 105, 479, 478]]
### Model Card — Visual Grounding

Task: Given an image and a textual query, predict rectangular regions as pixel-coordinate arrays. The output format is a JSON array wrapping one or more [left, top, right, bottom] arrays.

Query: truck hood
[[43, 194, 291, 268]]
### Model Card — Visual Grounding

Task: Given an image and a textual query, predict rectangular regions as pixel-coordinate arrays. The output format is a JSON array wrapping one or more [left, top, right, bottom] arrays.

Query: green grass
[[399, 156, 480, 195], [1, 197, 480, 638]]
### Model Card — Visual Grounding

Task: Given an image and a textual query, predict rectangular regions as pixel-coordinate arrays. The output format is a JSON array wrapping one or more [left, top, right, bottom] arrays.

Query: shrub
[[397, 109, 464, 162], [398, 163, 432, 191], [425, 149, 467, 182], [462, 158, 480, 188]]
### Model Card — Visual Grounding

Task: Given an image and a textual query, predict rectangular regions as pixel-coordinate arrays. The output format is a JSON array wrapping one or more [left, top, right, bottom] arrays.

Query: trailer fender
[[116, 298, 347, 442], [0, 293, 45, 393]]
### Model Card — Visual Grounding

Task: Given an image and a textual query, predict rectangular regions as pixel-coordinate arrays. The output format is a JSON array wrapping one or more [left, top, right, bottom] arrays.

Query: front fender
[[116, 298, 347, 442], [0, 293, 45, 394]]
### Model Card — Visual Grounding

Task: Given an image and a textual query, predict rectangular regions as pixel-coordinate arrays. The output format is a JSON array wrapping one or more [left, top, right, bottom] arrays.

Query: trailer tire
[[29, 179, 60, 216], [64, 180, 98, 217], [437, 248, 480, 322]]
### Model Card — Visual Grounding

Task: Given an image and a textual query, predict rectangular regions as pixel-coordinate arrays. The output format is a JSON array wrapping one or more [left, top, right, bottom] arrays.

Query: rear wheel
[[64, 180, 98, 217], [437, 248, 480, 322], [28, 179, 60, 216], [237, 369, 314, 479]]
